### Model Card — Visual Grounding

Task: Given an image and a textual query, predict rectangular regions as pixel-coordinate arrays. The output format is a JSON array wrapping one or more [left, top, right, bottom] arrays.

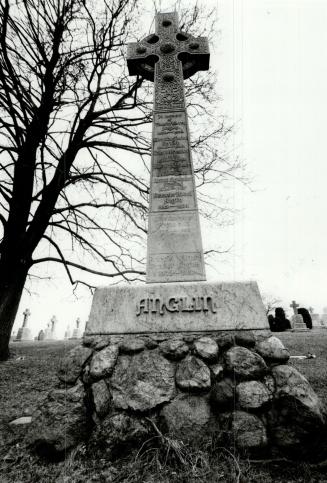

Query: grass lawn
[[0, 331, 327, 482]]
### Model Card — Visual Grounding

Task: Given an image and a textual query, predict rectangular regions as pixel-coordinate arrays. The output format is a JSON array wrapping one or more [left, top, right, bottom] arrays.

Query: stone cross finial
[[290, 300, 299, 315], [127, 12, 209, 283], [51, 315, 57, 329], [76, 317, 80, 328], [23, 308, 31, 327]]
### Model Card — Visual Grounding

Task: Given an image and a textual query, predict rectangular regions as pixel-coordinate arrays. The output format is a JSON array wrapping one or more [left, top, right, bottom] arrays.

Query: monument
[[64, 324, 72, 339], [44, 320, 52, 340], [309, 306, 324, 328], [85, 11, 267, 337], [71, 318, 83, 339], [15, 308, 33, 341], [50, 315, 58, 340], [289, 300, 308, 331]]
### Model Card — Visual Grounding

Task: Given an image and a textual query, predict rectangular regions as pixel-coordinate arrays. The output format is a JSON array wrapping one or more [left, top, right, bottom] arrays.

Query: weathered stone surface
[[176, 356, 211, 391], [110, 350, 175, 411], [210, 363, 224, 381], [268, 365, 327, 453], [210, 378, 235, 410], [225, 346, 267, 380], [263, 374, 276, 395], [216, 333, 234, 351], [90, 344, 119, 379], [255, 336, 290, 363], [85, 281, 268, 334], [143, 337, 159, 349], [194, 337, 218, 362], [92, 380, 111, 418], [94, 337, 111, 351], [58, 346, 92, 384], [160, 395, 212, 441], [91, 413, 152, 458], [159, 338, 189, 360], [236, 381, 271, 409], [120, 338, 145, 354], [27, 383, 90, 456], [235, 331, 256, 349], [231, 411, 268, 450]]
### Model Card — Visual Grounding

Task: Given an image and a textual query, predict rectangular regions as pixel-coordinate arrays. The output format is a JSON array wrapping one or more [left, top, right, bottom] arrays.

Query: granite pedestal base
[[85, 281, 268, 335]]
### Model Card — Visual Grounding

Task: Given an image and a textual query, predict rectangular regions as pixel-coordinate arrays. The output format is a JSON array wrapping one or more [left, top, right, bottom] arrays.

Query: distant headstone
[[321, 307, 327, 326], [71, 318, 83, 339], [44, 321, 52, 340], [37, 330, 45, 341], [15, 308, 33, 341], [64, 325, 72, 339], [290, 300, 308, 331], [50, 315, 58, 340]]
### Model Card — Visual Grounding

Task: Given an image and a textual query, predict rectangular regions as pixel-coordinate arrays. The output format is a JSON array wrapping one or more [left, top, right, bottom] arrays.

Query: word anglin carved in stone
[[136, 296, 217, 316]]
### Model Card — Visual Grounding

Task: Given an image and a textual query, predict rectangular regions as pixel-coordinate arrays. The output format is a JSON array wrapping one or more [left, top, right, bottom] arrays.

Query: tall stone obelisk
[[127, 12, 209, 283]]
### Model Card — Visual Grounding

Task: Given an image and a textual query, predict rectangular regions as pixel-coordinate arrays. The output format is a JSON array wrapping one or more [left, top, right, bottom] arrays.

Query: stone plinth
[[291, 314, 308, 331], [15, 327, 33, 341], [85, 281, 268, 335]]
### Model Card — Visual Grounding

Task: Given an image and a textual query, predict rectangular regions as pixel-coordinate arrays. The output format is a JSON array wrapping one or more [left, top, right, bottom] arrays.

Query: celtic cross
[[127, 11, 209, 283], [23, 308, 31, 327]]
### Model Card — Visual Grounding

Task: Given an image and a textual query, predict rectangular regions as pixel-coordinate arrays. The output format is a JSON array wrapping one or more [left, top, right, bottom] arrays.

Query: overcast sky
[[13, 0, 327, 336]]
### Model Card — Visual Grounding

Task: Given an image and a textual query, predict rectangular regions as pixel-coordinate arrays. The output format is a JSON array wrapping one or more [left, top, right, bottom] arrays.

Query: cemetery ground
[[1, 332, 327, 483]]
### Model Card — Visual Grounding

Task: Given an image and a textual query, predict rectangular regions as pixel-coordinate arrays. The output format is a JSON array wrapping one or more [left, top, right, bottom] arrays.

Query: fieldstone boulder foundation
[[26, 332, 327, 462]]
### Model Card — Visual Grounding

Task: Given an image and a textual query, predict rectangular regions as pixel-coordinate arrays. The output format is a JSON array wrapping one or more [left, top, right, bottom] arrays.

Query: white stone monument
[[308, 307, 323, 328], [290, 300, 308, 331], [15, 308, 33, 341], [71, 318, 83, 339], [85, 11, 268, 338]]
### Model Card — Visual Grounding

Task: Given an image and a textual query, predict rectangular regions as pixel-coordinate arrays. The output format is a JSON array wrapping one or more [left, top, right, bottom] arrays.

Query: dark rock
[[183, 334, 196, 343], [234, 331, 256, 348], [256, 336, 290, 363], [160, 395, 212, 441], [58, 346, 92, 384], [268, 365, 327, 455], [176, 356, 211, 392], [27, 383, 90, 457], [210, 363, 224, 381], [91, 413, 152, 458], [225, 346, 267, 381], [230, 411, 268, 450], [94, 337, 111, 351], [159, 338, 189, 360], [216, 333, 234, 351], [92, 380, 111, 418], [90, 344, 119, 379], [263, 374, 276, 396], [236, 381, 271, 409], [194, 337, 218, 362], [143, 337, 159, 349], [120, 338, 145, 354], [210, 378, 235, 410], [110, 349, 175, 411]]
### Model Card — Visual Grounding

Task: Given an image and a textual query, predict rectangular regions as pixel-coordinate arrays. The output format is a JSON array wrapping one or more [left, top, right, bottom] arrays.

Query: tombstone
[[321, 307, 327, 326], [71, 318, 83, 339], [15, 308, 33, 341], [64, 325, 72, 339], [44, 321, 52, 340], [50, 315, 58, 340], [37, 330, 45, 341], [309, 306, 325, 328], [290, 300, 308, 331], [85, 11, 268, 338]]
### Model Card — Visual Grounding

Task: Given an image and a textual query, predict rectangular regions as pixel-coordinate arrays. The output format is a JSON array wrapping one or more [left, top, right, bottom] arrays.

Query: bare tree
[[262, 293, 283, 316], [0, 0, 243, 359]]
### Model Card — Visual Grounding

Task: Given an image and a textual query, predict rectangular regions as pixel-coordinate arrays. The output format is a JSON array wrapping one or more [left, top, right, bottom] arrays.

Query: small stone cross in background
[[290, 300, 299, 315], [23, 308, 31, 327]]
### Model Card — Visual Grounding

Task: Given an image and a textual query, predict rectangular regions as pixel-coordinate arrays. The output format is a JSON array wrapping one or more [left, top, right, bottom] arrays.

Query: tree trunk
[[0, 262, 28, 361]]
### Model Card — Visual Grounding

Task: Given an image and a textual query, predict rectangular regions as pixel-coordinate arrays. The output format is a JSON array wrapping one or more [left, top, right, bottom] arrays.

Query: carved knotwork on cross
[[127, 11, 209, 111]]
